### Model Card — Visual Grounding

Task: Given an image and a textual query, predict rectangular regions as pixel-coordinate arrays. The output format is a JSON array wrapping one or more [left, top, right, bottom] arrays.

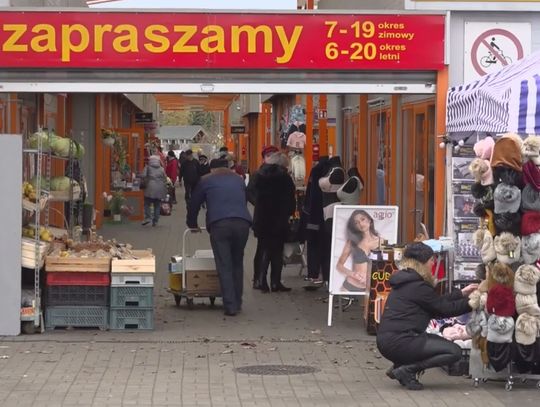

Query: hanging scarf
[[523, 160, 540, 191]]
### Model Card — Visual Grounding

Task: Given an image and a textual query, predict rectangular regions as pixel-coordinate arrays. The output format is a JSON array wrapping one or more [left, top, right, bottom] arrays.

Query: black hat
[[210, 158, 228, 169], [199, 154, 208, 160], [403, 242, 434, 264], [185, 149, 193, 156]]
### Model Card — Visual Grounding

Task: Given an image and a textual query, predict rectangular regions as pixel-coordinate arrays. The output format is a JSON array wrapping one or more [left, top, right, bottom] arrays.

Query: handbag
[[285, 218, 302, 243], [139, 175, 149, 189], [160, 201, 172, 216]]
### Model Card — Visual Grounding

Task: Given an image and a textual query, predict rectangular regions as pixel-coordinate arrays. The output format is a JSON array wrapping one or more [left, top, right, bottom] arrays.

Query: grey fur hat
[[494, 183, 521, 214], [494, 232, 521, 264], [486, 315, 515, 344], [521, 184, 540, 211], [466, 309, 488, 337], [515, 313, 539, 346], [521, 234, 540, 265]]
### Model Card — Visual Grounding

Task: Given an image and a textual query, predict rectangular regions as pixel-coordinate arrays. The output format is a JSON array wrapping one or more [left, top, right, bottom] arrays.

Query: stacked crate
[[44, 256, 111, 330], [110, 250, 155, 330]]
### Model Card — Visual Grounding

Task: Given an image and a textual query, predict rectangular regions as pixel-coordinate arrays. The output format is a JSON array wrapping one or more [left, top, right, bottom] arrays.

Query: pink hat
[[474, 136, 495, 161]]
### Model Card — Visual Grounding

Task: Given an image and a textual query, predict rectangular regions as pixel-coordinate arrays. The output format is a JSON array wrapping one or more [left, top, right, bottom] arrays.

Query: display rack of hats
[[467, 133, 540, 391]]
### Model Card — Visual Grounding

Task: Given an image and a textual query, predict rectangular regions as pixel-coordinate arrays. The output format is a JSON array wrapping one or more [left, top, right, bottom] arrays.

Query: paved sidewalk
[[1, 188, 539, 406]]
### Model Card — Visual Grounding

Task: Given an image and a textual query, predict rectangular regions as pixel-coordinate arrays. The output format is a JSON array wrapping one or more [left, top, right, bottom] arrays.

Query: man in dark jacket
[[377, 242, 478, 390], [186, 159, 252, 316], [248, 152, 296, 292], [180, 149, 200, 205]]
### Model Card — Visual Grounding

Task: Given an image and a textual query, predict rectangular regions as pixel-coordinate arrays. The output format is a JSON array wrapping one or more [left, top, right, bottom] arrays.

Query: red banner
[[0, 12, 445, 70]]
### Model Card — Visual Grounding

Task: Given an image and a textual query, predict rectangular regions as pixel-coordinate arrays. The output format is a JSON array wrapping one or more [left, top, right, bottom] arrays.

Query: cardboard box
[[185, 270, 220, 294]]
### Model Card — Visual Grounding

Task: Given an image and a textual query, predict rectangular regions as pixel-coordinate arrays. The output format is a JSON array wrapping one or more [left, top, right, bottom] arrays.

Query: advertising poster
[[329, 205, 399, 296], [454, 220, 481, 260]]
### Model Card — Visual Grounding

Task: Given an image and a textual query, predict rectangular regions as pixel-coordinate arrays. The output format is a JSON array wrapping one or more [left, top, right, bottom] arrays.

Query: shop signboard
[[0, 12, 444, 70], [405, 0, 540, 11]]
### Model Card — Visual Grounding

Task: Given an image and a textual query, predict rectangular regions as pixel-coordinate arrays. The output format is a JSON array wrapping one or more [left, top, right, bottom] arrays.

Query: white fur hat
[[515, 313, 539, 345], [522, 135, 540, 159], [468, 289, 482, 310], [486, 315, 514, 343], [515, 293, 540, 316], [514, 265, 540, 295], [479, 231, 497, 263]]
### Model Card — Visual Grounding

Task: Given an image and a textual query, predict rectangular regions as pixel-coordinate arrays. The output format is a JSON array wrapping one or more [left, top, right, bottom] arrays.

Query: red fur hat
[[486, 284, 516, 317], [521, 211, 540, 236]]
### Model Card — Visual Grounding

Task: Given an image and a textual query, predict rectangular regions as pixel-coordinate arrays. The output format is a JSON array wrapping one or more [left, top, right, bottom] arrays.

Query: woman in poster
[[336, 209, 381, 292]]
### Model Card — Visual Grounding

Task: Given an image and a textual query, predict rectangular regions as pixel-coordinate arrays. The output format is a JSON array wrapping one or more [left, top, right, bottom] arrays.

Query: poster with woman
[[329, 205, 399, 296]]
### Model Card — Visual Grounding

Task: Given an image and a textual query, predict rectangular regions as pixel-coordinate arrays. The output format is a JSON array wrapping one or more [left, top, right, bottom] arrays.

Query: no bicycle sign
[[464, 22, 531, 83]]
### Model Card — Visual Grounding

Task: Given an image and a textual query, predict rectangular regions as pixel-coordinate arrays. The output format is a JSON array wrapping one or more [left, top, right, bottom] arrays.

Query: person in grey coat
[[142, 155, 167, 226]]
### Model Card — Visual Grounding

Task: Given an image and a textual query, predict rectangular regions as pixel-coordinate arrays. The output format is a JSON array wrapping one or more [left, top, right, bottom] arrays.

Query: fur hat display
[[491, 135, 523, 173], [493, 232, 521, 264], [515, 294, 540, 316], [488, 262, 515, 288], [466, 309, 489, 337], [522, 161, 540, 191], [486, 315, 515, 343], [521, 234, 540, 264], [514, 265, 540, 295], [521, 211, 540, 236], [471, 182, 488, 199], [515, 313, 538, 346], [494, 212, 522, 235], [474, 136, 495, 160], [493, 166, 523, 187], [487, 284, 516, 316], [521, 184, 540, 211], [494, 183, 521, 213], [522, 135, 540, 159], [469, 158, 494, 186], [403, 242, 434, 264]]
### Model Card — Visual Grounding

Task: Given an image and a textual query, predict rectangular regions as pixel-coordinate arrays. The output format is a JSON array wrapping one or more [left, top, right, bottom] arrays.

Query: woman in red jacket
[[165, 150, 178, 204]]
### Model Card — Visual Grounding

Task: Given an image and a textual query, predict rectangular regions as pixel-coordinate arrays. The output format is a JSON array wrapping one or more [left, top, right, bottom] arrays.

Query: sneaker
[[141, 219, 151, 226]]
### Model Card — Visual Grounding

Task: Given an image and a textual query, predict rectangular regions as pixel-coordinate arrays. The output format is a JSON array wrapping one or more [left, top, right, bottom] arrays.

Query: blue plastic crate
[[109, 307, 154, 330], [45, 306, 108, 330], [110, 286, 153, 308]]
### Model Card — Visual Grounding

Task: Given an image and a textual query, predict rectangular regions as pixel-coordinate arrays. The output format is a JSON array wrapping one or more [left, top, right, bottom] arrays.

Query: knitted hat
[[521, 184, 540, 211], [469, 158, 494, 185], [521, 234, 540, 265], [474, 136, 495, 160], [486, 315, 515, 343], [494, 212, 521, 235], [491, 136, 523, 172], [493, 232, 521, 265], [515, 293, 540, 316], [515, 313, 538, 346], [487, 284, 516, 316], [522, 161, 540, 191], [261, 145, 279, 158], [489, 262, 515, 288], [521, 211, 540, 236], [521, 135, 540, 159], [403, 242, 434, 264], [494, 183, 521, 213], [514, 265, 540, 295]]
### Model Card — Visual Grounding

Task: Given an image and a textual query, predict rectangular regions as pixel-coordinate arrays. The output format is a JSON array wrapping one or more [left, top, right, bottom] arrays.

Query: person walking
[[180, 149, 200, 205], [377, 242, 478, 390], [248, 152, 296, 292], [186, 159, 252, 316], [142, 155, 167, 227], [165, 150, 178, 204], [198, 154, 211, 176]]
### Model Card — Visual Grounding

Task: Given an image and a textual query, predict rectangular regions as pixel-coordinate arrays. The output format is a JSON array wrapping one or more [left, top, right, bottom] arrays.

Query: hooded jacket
[[378, 259, 471, 337], [248, 163, 296, 239], [142, 157, 167, 200]]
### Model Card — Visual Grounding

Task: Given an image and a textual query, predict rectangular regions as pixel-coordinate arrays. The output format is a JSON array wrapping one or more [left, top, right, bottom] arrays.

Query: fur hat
[[474, 136, 495, 160], [466, 309, 488, 337], [403, 242, 434, 264], [469, 158, 494, 185], [487, 284, 516, 316], [471, 182, 488, 199], [522, 160, 540, 191], [522, 135, 540, 159], [491, 135, 523, 172], [515, 313, 539, 346], [494, 183, 521, 213], [494, 232, 521, 264], [521, 235, 540, 265], [494, 212, 522, 235], [489, 262, 515, 287], [468, 289, 482, 310], [515, 294, 540, 316], [493, 167, 523, 186], [486, 315, 515, 343], [521, 211, 540, 236], [476, 263, 488, 280], [473, 201, 487, 218], [514, 265, 540, 295], [521, 184, 540, 211], [479, 230, 497, 263]]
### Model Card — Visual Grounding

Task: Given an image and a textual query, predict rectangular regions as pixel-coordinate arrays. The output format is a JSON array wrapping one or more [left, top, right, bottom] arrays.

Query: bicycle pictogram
[[480, 37, 512, 67]]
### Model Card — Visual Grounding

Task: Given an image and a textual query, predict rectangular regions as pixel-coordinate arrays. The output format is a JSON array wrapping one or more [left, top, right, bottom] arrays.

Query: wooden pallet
[[111, 250, 155, 273], [45, 255, 111, 272]]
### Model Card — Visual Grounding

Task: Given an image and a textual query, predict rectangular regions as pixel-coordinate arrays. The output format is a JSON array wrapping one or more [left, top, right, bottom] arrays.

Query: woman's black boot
[[391, 365, 424, 390]]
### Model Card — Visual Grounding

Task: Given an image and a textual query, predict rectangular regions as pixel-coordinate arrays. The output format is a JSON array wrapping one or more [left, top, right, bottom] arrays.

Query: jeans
[[209, 218, 250, 314], [144, 197, 161, 224], [258, 237, 285, 286]]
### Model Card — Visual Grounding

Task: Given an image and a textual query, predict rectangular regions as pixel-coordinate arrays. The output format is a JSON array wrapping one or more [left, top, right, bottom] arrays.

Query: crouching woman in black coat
[[376, 242, 477, 390]]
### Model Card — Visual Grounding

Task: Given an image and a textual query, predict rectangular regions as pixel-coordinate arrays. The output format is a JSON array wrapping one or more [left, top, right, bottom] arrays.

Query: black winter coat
[[248, 164, 296, 240], [376, 266, 471, 364], [181, 159, 200, 185]]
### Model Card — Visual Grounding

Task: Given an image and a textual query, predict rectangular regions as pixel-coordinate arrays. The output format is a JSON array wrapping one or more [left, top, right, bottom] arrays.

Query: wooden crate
[[45, 255, 111, 273], [111, 250, 155, 273]]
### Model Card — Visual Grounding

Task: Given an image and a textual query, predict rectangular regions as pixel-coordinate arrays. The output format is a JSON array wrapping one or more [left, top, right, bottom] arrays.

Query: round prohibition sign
[[470, 28, 524, 76]]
